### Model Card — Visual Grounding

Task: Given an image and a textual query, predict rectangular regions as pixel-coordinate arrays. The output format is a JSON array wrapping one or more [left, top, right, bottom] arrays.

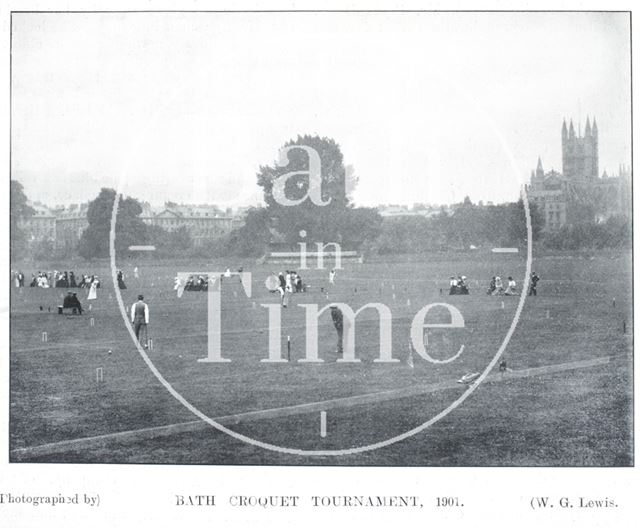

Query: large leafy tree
[[254, 134, 377, 248], [221, 207, 272, 257], [10, 180, 35, 259], [78, 188, 148, 259], [507, 199, 544, 245]]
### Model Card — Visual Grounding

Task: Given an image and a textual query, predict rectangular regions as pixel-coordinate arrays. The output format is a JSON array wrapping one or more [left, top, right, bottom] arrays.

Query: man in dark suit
[[528, 272, 540, 296], [330, 305, 344, 355]]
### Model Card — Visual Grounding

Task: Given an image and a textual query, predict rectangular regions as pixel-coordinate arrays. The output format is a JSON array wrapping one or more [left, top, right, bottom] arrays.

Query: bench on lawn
[[58, 305, 82, 315]]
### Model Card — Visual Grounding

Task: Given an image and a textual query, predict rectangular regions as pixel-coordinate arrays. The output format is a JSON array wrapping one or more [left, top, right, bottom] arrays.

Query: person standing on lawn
[[131, 294, 150, 347]]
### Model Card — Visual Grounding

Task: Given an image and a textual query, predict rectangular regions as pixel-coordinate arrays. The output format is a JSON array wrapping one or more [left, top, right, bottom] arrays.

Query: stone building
[[18, 202, 56, 244], [527, 117, 630, 231], [19, 201, 238, 253], [54, 203, 90, 252], [562, 117, 598, 183], [141, 204, 235, 247], [527, 159, 568, 232]]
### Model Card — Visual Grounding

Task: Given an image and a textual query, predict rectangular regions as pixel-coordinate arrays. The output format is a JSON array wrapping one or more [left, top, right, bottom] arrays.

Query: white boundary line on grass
[[10, 354, 620, 461]]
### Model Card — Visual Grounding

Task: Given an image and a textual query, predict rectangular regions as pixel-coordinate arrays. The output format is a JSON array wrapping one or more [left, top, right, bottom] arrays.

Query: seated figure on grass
[[449, 275, 470, 295], [449, 276, 457, 295], [504, 276, 517, 296], [492, 276, 505, 295], [62, 291, 83, 314], [182, 274, 209, 292]]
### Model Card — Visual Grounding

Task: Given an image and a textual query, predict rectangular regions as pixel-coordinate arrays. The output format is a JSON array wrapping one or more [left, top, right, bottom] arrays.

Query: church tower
[[562, 117, 599, 183], [535, 156, 544, 178]]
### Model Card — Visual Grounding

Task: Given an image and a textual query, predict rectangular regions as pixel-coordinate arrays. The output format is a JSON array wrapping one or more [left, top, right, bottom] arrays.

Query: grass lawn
[[9, 251, 633, 465]]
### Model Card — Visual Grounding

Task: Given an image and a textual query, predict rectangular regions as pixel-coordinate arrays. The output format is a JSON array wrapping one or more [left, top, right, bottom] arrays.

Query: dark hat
[[138, 294, 144, 300]]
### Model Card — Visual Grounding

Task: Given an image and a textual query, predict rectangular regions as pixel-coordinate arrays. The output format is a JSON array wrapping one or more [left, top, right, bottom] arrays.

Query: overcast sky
[[11, 11, 631, 208]]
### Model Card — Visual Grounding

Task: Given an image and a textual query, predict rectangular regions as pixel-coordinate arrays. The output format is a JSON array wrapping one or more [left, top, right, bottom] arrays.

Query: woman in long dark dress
[[117, 270, 127, 290]]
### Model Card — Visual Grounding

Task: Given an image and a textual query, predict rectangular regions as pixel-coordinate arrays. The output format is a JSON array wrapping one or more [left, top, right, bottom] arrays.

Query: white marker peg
[[42, 331, 48, 342], [320, 411, 327, 438], [90, 317, 95, 327]]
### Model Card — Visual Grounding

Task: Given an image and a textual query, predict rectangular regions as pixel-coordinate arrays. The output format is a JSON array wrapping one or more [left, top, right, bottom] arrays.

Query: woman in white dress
[[87, 279, 98, 300]]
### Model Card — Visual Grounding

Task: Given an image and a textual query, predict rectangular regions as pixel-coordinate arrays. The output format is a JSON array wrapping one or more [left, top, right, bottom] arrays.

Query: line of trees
[[370, 198, 545, 254], [10, 132, 632, 262], [543, 215, 631, 251]]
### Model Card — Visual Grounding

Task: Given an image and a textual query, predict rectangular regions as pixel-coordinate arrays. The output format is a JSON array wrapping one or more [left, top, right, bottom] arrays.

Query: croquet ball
[[108, 350, 112, 354]]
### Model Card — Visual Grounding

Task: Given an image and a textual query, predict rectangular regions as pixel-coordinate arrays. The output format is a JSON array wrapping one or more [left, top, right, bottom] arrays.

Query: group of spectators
[[273, 270, 306, 307], [448, 272, 541, 297], [487, 276, 517, 296], [10, 270, 103, 290], [174, 268, 248, 293], [279, 270, 305, 293], [62, 291, 84, 314], [180, 274, 211, 292], [487, 272, 540, 296], [449, 276, 470, 295]]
